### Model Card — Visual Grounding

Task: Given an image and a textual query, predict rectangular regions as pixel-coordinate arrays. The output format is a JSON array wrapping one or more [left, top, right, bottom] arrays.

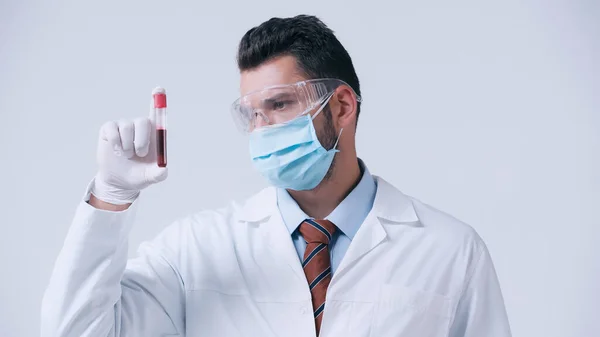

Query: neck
[[288, 155, 362, 219]]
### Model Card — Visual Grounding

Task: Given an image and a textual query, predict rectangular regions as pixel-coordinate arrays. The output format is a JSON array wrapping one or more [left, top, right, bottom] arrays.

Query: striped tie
[[299, 219, 336, 336]]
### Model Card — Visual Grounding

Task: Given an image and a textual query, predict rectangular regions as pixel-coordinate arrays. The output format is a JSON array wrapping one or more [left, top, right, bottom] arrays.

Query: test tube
[[153, 87, 167, 167]]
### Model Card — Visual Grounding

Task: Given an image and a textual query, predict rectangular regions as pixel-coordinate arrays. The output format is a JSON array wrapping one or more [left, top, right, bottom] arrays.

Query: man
[[41, 15, 511, 337]]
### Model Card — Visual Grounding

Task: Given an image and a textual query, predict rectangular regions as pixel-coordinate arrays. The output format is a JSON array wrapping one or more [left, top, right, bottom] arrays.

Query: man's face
[[239, 55, 338, 152]]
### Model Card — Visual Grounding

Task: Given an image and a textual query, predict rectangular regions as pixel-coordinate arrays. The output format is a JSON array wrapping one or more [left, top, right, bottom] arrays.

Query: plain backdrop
[[1, 0, 598, 336]]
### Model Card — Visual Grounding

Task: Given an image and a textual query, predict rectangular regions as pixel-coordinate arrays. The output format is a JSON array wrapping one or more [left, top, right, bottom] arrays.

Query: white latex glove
[[90, 97, 168, 205]]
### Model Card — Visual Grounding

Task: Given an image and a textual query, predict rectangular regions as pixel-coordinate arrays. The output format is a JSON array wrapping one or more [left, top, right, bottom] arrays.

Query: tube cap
[[153, 87, 167, 108]]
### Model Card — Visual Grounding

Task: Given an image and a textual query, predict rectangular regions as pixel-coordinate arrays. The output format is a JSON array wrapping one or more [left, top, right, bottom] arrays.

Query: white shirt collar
[[238, 171, 419, 226]]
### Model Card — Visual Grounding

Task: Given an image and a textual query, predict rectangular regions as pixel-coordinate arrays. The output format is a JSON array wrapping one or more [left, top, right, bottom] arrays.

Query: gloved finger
[[133, 117, 151, 157], [145, 165, 168, 184], [100, 120, 123, 156], [117, 119, 135, 159]]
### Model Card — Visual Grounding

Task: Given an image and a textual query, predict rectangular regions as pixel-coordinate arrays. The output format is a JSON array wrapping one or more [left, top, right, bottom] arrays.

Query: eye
[[273, 101, 287, 110]]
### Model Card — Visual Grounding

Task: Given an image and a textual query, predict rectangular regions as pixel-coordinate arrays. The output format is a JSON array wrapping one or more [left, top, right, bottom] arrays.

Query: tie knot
[[299, 219, 336, 245]]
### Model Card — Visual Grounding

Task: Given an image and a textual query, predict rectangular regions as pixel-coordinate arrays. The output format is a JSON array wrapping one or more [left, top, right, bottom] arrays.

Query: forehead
[[239, 55, 308, 97]]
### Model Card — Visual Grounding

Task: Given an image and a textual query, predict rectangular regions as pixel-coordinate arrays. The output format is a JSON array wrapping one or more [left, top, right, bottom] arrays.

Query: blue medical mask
[[248, 97, 342, 191]]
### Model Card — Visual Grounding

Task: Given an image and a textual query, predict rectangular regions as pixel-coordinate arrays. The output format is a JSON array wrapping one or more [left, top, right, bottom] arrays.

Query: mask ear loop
[[333, 128, 343, 150]]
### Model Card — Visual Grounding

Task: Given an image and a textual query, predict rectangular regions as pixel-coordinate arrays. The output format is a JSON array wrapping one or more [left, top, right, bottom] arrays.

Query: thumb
[[145, 165, 168, 184]]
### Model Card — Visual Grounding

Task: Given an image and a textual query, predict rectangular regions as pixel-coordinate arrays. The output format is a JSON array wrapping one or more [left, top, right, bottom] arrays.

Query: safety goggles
[[230, 78, 362, 133]]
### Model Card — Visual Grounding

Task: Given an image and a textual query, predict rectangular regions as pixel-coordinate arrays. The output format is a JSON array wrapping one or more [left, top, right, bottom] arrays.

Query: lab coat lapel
[[261, 211, 307, 281], [333, 212, 386, 279], [237, 176, 419, 285], [237, 186, 307, 282], [332, 176, 420, 279]]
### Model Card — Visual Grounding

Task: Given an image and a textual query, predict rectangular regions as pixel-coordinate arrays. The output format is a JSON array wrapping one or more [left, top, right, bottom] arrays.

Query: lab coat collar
[[236, 174, 420, 282], [371, 175, 420, 225], [331, 175, 420, 280], [237, 175, 419, 225], [237, 186, 278, 223]]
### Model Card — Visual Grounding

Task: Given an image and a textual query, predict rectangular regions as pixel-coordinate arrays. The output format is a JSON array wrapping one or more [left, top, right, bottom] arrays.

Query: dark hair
[[236, 14, 362, 121]]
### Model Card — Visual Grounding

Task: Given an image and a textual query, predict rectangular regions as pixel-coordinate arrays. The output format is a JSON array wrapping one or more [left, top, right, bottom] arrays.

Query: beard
[[318, 104, 339, 182]]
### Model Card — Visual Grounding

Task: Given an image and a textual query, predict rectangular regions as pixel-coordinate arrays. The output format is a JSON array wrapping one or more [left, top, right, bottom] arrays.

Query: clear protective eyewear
[[231, 78, 362, 133]]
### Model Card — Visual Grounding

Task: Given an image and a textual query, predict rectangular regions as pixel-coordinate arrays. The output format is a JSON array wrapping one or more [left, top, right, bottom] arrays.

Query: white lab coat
[[41, 175, 512, 337]]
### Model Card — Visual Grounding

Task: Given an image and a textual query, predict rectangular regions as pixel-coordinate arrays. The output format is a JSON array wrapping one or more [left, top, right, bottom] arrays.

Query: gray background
[[1, 0, 598, 336]]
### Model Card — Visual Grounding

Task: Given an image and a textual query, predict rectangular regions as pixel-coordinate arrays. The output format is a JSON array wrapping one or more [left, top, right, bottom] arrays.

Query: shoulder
[[375, 175, 487, 254], [411, 196, 482, 244]]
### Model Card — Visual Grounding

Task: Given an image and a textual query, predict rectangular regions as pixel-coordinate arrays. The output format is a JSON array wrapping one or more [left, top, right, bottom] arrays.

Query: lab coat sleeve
[[448, 242, 512, 337], [40, 191, 185, 337]]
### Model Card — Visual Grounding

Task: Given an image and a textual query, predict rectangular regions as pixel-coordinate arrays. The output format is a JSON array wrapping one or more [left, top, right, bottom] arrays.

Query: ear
[[330, 85, 358, 129]]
